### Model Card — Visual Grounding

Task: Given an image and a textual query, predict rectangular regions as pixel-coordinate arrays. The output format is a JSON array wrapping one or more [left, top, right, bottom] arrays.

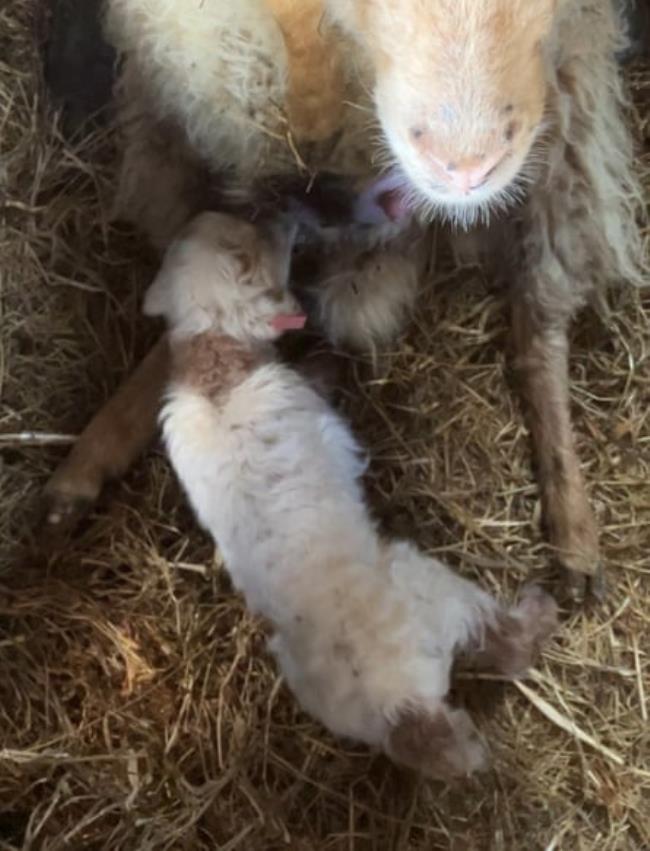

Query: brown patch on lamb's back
[[171, 333, 265, 400]]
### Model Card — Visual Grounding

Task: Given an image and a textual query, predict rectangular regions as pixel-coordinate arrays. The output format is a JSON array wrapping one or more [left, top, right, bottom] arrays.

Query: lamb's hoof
[[515, 584, 559, 641], [547, 504, 603, 605], [387, 704, 489, 782], [441, 708, 489, 780]]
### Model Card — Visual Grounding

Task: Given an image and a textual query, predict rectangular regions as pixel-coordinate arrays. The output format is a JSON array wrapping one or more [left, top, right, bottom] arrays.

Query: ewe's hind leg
[[512, 302, 602, 600], [42, 337, 170, 537]]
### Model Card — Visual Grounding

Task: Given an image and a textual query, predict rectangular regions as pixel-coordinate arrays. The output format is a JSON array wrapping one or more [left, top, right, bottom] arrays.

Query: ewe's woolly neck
[[170, 332, 271, 402]]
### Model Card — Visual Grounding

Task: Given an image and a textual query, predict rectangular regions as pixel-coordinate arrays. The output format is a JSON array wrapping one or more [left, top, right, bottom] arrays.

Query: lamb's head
[[143, 212, 306, 342], [328, 0, 558, 226]]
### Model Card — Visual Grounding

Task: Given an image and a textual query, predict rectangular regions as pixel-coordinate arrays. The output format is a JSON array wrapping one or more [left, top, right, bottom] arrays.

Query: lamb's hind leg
[[42, 336, 170, 537], [512, 302, 602, 601]]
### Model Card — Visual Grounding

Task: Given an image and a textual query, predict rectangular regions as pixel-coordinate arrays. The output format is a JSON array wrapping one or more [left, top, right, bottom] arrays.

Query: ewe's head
[[329, 0, 559, 226], [144, 212, 305, 343]]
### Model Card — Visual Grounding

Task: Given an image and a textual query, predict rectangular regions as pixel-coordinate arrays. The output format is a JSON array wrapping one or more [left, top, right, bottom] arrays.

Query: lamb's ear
[[143, 233, 190, 317], [263, 216, 299, 285], [142, 268, 171, 317]]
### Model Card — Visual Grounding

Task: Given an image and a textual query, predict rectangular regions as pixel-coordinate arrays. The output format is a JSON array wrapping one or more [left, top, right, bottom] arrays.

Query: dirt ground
[[1, 3, 649, 850]]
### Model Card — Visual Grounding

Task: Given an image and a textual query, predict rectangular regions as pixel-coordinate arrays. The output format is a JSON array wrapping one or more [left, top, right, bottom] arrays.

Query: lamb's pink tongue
[[270, 313, 307, 331]]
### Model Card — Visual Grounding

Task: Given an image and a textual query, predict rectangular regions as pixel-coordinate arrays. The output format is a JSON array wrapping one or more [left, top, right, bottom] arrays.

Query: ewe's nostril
[[439, 147, 509, 194], [422, 137, 511, 194], [504, 121, 519, 143]]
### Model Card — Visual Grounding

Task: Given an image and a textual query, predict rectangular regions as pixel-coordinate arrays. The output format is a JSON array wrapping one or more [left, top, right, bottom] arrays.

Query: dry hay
[[1, 3, 649, 850]]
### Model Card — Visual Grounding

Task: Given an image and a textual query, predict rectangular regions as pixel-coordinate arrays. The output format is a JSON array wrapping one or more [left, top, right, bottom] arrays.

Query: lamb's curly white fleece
[[147, 212, 557, 778]]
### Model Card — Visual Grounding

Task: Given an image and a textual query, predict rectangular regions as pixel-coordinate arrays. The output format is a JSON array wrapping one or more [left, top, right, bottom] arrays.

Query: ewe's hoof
[[38, 486, 96, 546], [563, 562, 607, 607], [546, 499, 603, 606]]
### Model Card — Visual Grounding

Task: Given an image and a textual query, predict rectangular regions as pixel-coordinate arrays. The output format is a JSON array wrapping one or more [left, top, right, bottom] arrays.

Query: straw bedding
[[1, 3, 649, 849]]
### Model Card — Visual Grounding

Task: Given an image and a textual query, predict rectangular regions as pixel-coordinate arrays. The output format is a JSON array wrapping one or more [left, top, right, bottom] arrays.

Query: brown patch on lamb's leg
[[469, 585, 559, 677], [42, 336, 170, 540], [512, 302, 603, 602], [386, 703, 487, 780]]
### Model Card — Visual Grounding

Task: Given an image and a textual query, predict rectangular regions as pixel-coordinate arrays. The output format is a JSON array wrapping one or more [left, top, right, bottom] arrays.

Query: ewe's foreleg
[[512, 301, 602, 599], [42, 336, 170, 536], [511, 5, 644, 600]]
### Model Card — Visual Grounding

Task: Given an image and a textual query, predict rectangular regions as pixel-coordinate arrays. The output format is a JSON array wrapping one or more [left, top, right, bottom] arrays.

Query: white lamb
[[145, 211, 558, 780]]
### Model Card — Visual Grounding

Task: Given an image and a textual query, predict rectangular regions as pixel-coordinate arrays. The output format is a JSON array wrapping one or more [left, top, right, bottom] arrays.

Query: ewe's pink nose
[[431, 148, 509, 194], [410, 113, 520, 194]]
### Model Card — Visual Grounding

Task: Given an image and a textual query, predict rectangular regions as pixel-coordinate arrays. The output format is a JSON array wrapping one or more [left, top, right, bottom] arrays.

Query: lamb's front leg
[[42, 335, 170, 537], [511, 301, 602, 601]]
